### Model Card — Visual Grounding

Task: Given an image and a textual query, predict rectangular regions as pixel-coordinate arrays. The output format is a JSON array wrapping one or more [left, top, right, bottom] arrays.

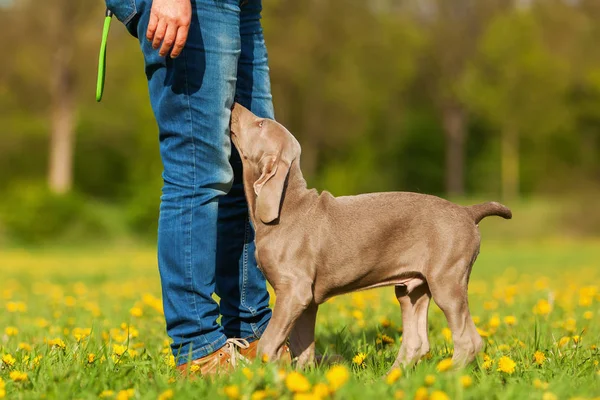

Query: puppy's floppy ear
[[254, 155, 291, 224]]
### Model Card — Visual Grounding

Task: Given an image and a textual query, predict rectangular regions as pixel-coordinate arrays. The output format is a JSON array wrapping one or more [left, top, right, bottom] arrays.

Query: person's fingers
[[159, 24, 177, 57], [152, 19, 167, 50], [170, 25, 189, 58], [146, 12, 159, 42]]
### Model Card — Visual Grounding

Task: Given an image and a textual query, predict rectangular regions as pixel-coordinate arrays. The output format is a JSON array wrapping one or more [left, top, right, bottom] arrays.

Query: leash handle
[[96, 9, 113, 102]]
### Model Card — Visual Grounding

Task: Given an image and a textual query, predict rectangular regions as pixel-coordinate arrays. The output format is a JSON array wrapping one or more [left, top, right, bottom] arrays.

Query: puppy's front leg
[[289, 302, 318, 368], [258, 283, 313, 362]]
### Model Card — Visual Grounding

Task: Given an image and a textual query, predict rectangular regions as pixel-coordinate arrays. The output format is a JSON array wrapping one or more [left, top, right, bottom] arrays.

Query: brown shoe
[[177, 338, 251, 377], [238, 339, 292, 363]]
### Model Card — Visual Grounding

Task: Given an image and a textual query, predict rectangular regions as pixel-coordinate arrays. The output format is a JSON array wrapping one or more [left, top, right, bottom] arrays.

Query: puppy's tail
[[466, 201, 512, 224]]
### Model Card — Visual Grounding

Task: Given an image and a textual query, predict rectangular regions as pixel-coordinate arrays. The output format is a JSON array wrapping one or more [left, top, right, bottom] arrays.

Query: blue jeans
[[106, 0, 273, 364]]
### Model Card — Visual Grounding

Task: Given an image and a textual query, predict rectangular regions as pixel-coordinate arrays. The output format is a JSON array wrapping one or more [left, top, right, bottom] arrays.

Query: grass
[[0, 239, 599, 399]]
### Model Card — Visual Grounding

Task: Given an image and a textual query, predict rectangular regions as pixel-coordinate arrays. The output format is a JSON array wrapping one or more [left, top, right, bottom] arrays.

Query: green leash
[[96, 9, 113, 102]]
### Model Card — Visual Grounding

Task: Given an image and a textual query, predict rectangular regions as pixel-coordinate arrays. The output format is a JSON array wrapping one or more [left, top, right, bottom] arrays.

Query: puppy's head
[[230, 103, 301, 224]]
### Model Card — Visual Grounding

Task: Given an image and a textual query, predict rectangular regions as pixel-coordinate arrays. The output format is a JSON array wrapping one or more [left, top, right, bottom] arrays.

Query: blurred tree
[[460, 8, 570, 200]]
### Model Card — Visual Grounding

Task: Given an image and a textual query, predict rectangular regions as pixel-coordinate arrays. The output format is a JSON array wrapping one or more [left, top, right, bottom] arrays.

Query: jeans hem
[[174, 333, 228, 366]]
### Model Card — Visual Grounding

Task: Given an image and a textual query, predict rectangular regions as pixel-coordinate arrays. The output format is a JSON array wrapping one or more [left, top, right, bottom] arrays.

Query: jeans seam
[[121, 0, 137, 25], [181, 48, 205, 341], [240, 213, 258, 316]]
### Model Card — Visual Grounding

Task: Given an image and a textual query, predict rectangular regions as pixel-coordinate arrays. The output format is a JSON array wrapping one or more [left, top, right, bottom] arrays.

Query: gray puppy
[[230, 103, 511, 370]]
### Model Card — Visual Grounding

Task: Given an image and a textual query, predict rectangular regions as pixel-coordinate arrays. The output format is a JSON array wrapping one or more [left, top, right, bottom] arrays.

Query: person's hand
[[146, 0, 191, 58]]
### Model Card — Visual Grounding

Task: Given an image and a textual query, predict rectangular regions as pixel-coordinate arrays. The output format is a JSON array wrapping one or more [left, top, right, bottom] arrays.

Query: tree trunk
[[501, 124, 519, 200], [442, 104, 467, 197], [48, 9, 75, 195]]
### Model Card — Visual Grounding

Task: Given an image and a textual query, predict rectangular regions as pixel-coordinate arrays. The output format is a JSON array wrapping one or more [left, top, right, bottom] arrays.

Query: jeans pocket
[[105, 0, 138, 25]]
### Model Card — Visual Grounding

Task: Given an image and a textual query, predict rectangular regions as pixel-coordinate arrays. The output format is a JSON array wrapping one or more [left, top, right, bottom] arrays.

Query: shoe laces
[[223, 338, 250, 368]]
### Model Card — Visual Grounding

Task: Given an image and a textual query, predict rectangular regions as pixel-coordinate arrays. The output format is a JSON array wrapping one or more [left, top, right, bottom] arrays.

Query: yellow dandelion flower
[[414, 387, 428, 400], [312, 383, 330, 398], [285, 371, 311, 393], [6, 301, 27, 313], [380, 317, 392, 328], [325, 365, 349, 391], [224, 385, 240, 400], [72, 328, 92, 342], [0, 377, 5, 399], [504, 316, 517, 326], [558, 336, 570, 348], [2, 354, 16, 367], [460, 375, 472, 388], [116, 389, 135, 400], [158, 389, 174, 400], [352, 310, 364, 320], [99, 390, 115, 398], [477, 328, 490, 337], [436, 358, 453, 372], [542, 392, 558, 400], [424, 375, 436, 386], [572, 335, 581, 344], [484, 301, 498, 311], [5, 327, 18, 336], [533, 351, 546, 366], [497, 356, 516, 374], [430, 390, 450, 400], [242, 367, 254, 380], [130, 307, 143, 318], [113, 344, 128, 357], [32, 355, 42, 367], [88, 353, 96, 364], [189, 365, 200, 373], [251, 390, 268, 400], [533, 299, 552, 316], [498, 344, 510, 352], [9, 371, 28, 382], [352, 352, 367, 367], [441, 328, 452, 342], [533, 378, 549, 390], [386, 368, 402, 385], [293, 393, 320, 400], [583, 311, 593, 320], [489, 315, 501, 329], [17, 343, 31, 352], [46, 338, 66, 350], [380, 334, 395, 345], [261, 353, 269, 363]]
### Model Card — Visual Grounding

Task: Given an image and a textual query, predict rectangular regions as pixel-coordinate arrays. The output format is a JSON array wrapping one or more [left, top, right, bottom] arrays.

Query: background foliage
[[1, 0, 600, 244]]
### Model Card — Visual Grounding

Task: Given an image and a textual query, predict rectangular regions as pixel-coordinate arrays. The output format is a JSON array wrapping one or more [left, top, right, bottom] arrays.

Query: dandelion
[[489, 315, 501, 329], [312, 383, 329, 398], [482, 354, 494, 370], [436, 358, 453, 372], [533, 299, 552, 316], [352, 352, 367, 367], [414, 387, 428, 400], [386, 368, 402, 385], [285, 372, 311, 393], [352, 310, 364, 320], [460, 375, 472, 388], [242, 367, 254, 380], [0, 377, 5, 399], [484, 301, 498, 310], [424, 375, 436, 386], [583, 311, 593, 320], [158, 389, 174, 400], [441, 328, 452, 342], [533, 378, 549, 390], [224, 385, 240, 400], [430, 390, 450, 400], [498, 344, 510, 352], [572, 335, 581, 344], [504, 316, 517, 326], [557, 336, 570, 348], [17, 343, 31, 352], [6, 301, 27, 313], [261, 353, 269, 363], [497, 356, 516, 374], [116, 389, 135, 400], [533, 351, 546, 366], [87, 353, 96, 364], [46, 338, 66, 350], [542, 392, 558, 400], [2, 354, 16, 367], [4, 327, 18, 336], [99, 390, 115, 398], [380, 317, 392, 328], [325, 365, 349, 391], [113, 344, 128, 357], [9, 371, 27, 382], [379, 334, 395, 345], [130, 307, 143, 317], [32, 355, 42, 367], [190, 365, 200, 373], [72, 328, 92, 342]]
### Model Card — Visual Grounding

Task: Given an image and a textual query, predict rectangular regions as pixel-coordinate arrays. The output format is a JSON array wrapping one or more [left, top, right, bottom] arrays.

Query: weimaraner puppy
[[229, 103, 511, 370]]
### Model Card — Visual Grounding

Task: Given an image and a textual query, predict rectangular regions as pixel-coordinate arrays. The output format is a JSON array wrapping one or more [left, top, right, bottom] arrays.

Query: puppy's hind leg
[[389, 279, 431, 371]]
